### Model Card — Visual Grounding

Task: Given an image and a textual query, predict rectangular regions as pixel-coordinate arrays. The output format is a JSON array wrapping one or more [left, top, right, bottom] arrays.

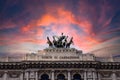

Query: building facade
[[0, 34, 120, 80]]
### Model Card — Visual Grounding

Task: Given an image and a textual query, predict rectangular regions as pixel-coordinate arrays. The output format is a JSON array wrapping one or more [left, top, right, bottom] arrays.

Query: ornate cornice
[[0, 61, 119, 70]]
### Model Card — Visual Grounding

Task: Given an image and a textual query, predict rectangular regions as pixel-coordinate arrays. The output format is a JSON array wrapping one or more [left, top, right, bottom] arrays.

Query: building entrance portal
[[41, 74, 49, 80], [73, 74, 81, 80], [57, 74, 65, 80]]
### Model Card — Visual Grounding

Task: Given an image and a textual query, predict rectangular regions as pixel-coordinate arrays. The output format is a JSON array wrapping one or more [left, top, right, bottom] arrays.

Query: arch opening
[[57, 74, 65, 80], [73, 74, 81, 80], [41, 74, 49, 80]]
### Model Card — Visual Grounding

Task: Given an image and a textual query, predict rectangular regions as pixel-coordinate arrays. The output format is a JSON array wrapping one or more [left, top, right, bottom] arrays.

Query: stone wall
[[0, 69, 120, 80]]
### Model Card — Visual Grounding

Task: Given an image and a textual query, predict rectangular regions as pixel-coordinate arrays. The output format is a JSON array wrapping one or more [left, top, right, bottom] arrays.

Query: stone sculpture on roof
[[47, 33, 73, 48]]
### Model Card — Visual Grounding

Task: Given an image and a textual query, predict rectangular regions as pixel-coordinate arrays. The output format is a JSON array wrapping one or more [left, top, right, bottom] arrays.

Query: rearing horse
[[66, 37, 73, 48], [47, 37, 53, 47]]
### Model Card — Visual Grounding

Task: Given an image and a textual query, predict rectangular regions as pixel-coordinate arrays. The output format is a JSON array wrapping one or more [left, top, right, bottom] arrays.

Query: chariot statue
[[47, 33, 73, 48]]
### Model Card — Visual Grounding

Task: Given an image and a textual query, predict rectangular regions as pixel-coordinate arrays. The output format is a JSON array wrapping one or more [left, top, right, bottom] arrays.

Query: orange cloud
[[19, 7, 100, 52], [37, 14, 57, 26]]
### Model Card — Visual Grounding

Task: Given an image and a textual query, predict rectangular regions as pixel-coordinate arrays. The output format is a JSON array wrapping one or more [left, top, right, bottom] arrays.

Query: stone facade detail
[[0, 48, 120, 80]]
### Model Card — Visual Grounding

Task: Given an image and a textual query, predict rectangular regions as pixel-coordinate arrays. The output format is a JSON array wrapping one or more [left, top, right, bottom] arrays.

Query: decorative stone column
[[93, 71, 96, 80], [26, 71, 29, 80], [3, 71, 7, 80], [35, 71, 38, 80], [51, 70, 55, 80], [98, 72, 101, 80], [84, 70, 87, 80], [68, 70, 71, 80], [112, 72, 116, 80], [20, 72, 23, 80]]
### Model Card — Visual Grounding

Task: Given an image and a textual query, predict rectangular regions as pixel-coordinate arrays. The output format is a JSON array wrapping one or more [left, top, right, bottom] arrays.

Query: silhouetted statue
[[47, 33, 73, 48], [63, 36, 68, 47], [53, 36, 57, 47], [47, 37, 53, 47], [66, 37, 73, 48], [53, 33, 66, 48], [58, 33, 66, 42]]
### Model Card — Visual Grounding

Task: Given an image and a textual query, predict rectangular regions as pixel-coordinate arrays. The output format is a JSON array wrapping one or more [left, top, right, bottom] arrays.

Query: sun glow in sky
[[0, 0, 120, 56]]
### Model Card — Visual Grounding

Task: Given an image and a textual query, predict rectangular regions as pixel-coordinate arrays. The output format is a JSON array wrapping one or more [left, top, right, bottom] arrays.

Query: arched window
[[41, 74, 49, 80], [57, 74, 65, 80], [73, 74, 81, 80]]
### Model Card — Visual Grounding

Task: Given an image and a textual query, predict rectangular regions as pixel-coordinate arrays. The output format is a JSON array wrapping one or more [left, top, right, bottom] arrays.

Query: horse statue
[[63, 36, 68, 48], [53, 36, 57, 47], [47, 33, 73, 48], [66, 37, 73, 48], [47, 37, 53, 47], [53, 33, 66, 48]]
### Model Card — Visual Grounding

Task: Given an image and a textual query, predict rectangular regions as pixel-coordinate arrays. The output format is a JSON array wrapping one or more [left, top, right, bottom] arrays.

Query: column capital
[[4, 71, 8, 73], [25, 70, 30, 72], [51, 70, 55, 72], [67, 70, 71, 72], [21, 71, 24, 73], [112, 71, 116, 73], [84, 69, 88, 71], [35, 70, 39, 72]]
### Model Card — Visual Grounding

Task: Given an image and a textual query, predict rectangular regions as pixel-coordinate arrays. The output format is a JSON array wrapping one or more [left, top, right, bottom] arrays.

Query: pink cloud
[[2, 7, 99, 52], [1, 0, 118, 54]]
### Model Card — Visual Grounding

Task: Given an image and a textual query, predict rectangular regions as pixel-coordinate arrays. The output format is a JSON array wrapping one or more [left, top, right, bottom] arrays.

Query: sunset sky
[[0, 0, 120, 56]]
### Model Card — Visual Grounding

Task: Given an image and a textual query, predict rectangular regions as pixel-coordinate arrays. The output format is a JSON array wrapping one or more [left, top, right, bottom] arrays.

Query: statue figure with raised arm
[[47, 33, 73, 48], [53, 33, 66, 48], [63, 36, 68, 48], [53, 36, 57, 47], [47, 37, 53, 47], [66, 37, 73, 48], [58, 33, 66, 42]]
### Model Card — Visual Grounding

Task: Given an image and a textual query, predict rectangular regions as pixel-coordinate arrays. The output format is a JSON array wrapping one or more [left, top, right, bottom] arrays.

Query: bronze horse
[[66, 37, 73, 48], [47, 37, 53, 47]]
